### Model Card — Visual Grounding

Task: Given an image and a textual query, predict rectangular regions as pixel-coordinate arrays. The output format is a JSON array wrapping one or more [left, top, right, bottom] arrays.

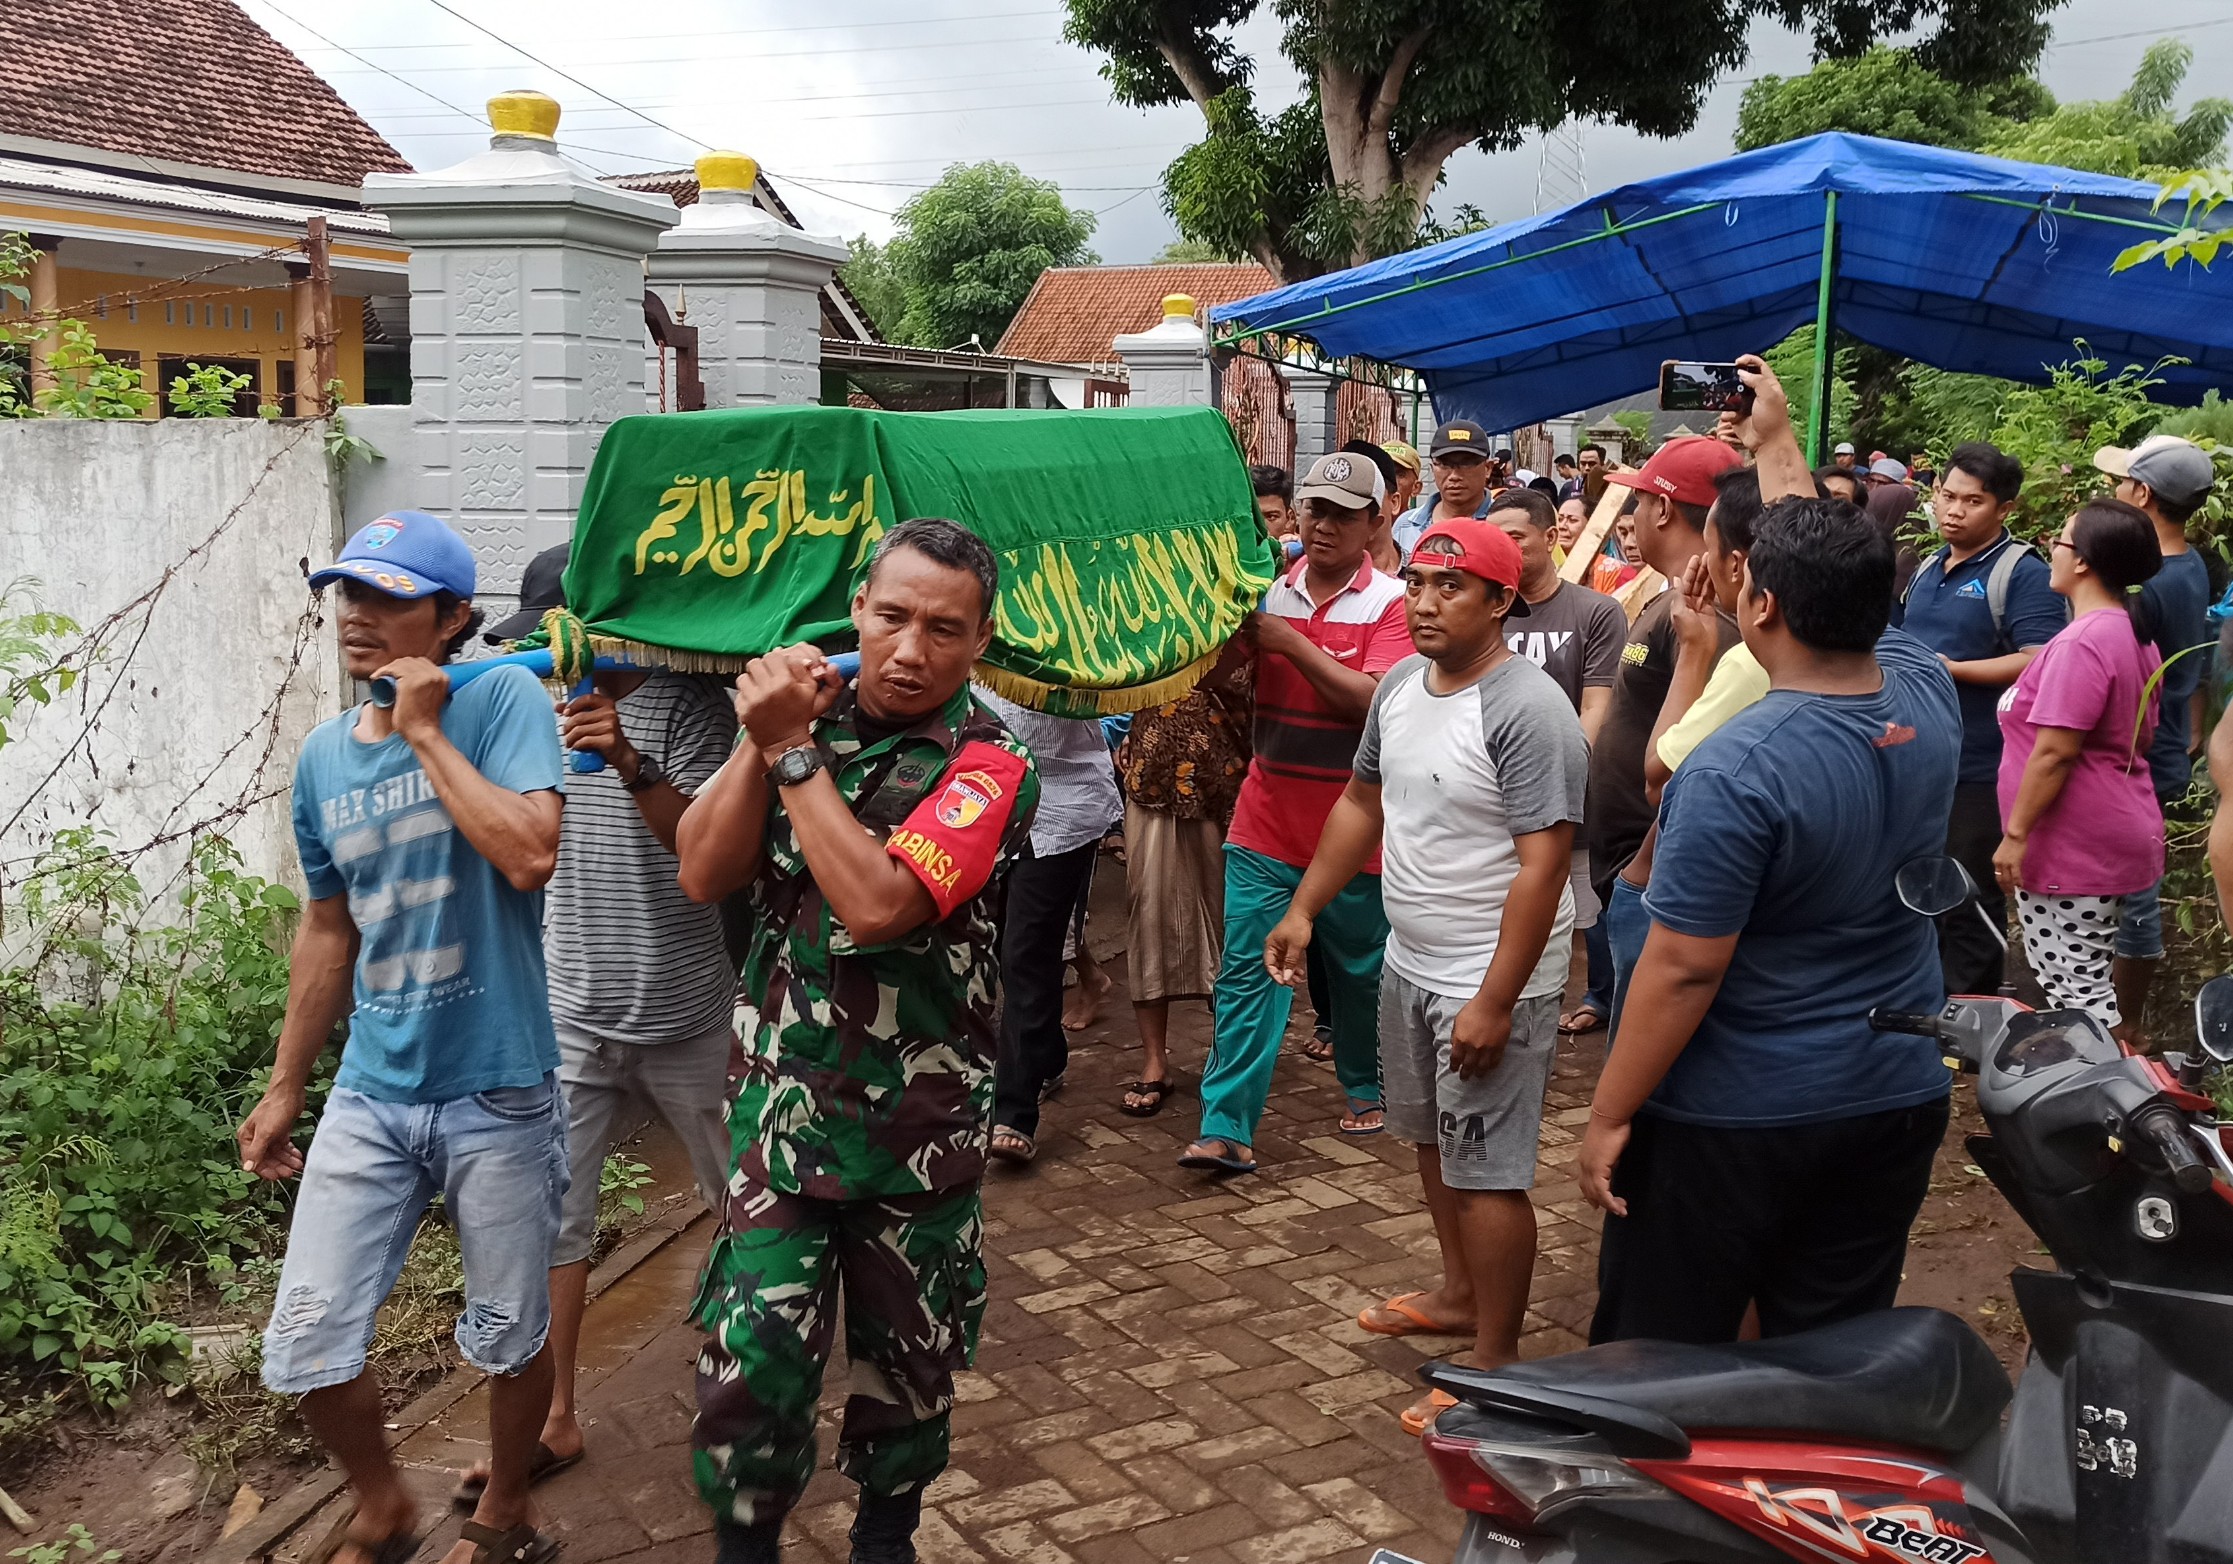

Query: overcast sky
[[245, 0, 2233, 263]]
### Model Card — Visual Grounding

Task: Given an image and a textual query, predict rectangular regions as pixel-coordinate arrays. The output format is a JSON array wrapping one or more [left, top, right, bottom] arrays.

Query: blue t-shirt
[[1894, 533, 2066, 784], [1393, 489, 1493, 556], [1641, 630, 1961, 1128], [2141, 547, 2212, 801], [291, 664, 565, 1104]]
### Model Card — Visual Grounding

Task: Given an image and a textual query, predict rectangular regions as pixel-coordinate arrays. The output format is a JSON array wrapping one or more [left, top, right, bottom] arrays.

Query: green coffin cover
[[563, 403, 1277, 715]]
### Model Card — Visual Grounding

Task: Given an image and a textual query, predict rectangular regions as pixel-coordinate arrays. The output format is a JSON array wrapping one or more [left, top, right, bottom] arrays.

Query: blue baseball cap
[[310, 510, 476, 599]]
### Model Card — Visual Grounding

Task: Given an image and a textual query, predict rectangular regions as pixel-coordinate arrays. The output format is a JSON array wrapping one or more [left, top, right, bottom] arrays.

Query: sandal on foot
[[451, 1440, 581, 1507], [1558, 1005, 1607, 1036], [988, 1126, 1037, 1165], [1357, 1291, 1470, 1338], [1339, 1097, 1384, 1137], [459, 1522, 560, 1564], [1177, 1137, 1258, 1175], [1119, 1078, 1176, 1117], [1300, 1035, 1335, 1063], [1399, 1389, 1458, 1438], [1038, 1071, 1068, 1102], [333, 1532, 422, 1564]]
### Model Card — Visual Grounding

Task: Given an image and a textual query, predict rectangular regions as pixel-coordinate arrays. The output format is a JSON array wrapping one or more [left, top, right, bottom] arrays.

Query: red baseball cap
[[1603, 435, 1744, 508], [1409, 518, 1531, 617]]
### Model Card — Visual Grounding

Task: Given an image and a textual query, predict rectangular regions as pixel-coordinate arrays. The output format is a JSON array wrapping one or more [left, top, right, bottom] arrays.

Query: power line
[[303, 28, 1071, 73], [416, 0, 712, 152], [297, 7, 1066, 52], [246, 0, 637, 175]]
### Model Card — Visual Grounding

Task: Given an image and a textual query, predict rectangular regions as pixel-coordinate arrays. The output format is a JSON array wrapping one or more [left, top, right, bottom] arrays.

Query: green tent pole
[[1806, 189, 1838, 466]]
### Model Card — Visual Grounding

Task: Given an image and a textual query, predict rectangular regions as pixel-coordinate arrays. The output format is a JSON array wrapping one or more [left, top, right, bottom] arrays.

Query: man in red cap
[[1266, 518, 1587, 1433], [1583, 437, 1744, 1026]]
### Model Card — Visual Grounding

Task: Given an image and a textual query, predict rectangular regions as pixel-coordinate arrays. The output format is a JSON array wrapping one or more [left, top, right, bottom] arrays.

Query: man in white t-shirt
[[1264, 517, 1587, 1436]]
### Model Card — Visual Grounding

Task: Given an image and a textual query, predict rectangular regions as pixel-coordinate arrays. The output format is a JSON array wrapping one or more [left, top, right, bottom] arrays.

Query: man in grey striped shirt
[[455, 548, 737, 1502]]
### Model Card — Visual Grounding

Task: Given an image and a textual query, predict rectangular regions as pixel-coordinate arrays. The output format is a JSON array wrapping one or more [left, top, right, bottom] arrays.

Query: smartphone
[[1659, 360, 1752, 413]]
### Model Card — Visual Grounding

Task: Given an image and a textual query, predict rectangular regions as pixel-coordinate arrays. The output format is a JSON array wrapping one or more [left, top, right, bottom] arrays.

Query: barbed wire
[[2, 239, 308, 328], [0, 422, 328, 971]]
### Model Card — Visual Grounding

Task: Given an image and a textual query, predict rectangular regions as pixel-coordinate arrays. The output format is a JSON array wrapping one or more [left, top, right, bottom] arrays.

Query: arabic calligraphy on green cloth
[[563, 403, 1277, 715]]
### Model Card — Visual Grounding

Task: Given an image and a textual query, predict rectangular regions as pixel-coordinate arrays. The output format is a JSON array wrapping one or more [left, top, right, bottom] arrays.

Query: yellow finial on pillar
[[696, 152, 760, 194], [1162, 294, 1197, 320], [488, 90, 561, 141]]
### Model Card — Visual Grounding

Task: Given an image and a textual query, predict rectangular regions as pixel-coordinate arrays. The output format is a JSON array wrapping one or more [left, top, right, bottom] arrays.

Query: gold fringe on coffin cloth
[[569, 634, 1220, 718]]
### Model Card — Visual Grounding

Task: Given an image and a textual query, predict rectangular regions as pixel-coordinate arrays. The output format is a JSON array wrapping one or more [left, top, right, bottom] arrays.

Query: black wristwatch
[[767, 743, 826, 788], [622, 751, 665, 794]]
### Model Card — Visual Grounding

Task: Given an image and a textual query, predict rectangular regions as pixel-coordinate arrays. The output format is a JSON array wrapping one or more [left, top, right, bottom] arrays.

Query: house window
[[166, 301, 176, 325], [127, 301, 137, 322], [275, 307, 285, 337], [96, 296, 107, 319], [203, 304, 214, 327], [222, 305, 231, 328], [241, 307, 252, 331]]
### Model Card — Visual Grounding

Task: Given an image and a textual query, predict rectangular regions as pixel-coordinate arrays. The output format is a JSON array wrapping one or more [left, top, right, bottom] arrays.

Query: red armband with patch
[[886, 741, 1029, 918]]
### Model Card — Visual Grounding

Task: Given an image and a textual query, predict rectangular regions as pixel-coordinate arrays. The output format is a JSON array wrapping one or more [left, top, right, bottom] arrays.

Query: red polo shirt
[[1226, 557, 1411, 871]]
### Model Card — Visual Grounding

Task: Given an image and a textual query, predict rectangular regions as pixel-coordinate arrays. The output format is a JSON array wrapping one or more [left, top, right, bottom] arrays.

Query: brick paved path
[[282, 895, 1606, 1564]]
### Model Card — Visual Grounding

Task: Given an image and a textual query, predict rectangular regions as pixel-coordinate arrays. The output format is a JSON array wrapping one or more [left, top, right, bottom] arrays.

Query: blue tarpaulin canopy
[[1211, 133, 2233, 439]]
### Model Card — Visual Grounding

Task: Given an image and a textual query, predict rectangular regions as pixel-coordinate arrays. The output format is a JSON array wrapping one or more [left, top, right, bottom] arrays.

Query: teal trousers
[[1199, 844, 1387, 1148]]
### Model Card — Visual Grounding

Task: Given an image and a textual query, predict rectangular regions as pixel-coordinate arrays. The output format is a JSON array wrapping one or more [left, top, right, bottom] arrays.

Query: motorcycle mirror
[[2195, 976, 2233, 1064], [1894, 855, 1977, 919]]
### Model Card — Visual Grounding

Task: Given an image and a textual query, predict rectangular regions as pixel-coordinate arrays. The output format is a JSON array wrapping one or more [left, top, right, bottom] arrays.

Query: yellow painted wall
[[0, 264, 366, 413]]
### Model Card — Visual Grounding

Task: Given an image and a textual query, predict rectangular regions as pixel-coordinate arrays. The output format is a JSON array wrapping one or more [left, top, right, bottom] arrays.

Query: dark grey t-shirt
[[1505, 580, 1626, 715], [544, 674, 738, 1042]]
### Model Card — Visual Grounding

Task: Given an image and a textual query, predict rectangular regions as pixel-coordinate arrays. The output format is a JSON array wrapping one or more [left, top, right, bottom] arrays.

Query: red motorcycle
[[1383, 865, 2233, 1564]]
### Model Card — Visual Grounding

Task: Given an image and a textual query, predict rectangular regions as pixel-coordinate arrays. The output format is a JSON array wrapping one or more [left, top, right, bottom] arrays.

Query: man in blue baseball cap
[[237, 509, 570, 1564]]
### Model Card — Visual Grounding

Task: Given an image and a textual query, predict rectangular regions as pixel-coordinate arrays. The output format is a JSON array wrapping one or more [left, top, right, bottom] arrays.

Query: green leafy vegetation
[[166, 362, 253, 418], [880, 162, 1098, 350], [0, 578, 79, 753], [9, 1524, 120, 1564], [1740, 39, 2229, 181], [0, 833, 324, 1411], [1066, 0, 2062, 281]]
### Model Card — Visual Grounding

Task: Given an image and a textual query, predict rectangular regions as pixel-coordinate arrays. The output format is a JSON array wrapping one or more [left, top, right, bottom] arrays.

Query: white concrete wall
[[337, 402, 422, 537], [0, 419, 345, 896]]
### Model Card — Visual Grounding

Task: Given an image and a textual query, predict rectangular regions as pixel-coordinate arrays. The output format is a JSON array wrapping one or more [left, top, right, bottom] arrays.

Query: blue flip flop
[[1178, 1138, 1259, 1175]]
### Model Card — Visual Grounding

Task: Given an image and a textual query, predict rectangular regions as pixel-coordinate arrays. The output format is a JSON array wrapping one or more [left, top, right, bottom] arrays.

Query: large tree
[[1063, 0, 2065, 283], [1736, 45, 2049, 153], [1738, 37, 2228, 178], [881, 162, 1099, 350]]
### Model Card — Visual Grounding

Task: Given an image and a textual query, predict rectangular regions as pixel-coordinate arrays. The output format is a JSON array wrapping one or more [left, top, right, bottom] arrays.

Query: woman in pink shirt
[[1994, 498, 2164, 1030]]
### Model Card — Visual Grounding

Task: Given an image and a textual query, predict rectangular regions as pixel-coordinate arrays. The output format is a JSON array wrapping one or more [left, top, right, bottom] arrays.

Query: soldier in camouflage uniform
[[676, 518, 1039, 1564]]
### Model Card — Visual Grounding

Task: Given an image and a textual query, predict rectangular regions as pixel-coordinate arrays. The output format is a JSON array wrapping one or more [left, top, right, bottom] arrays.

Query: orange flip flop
[[1357, 1291, 1467, 1338], [1400, 1389, 1458, 1437]]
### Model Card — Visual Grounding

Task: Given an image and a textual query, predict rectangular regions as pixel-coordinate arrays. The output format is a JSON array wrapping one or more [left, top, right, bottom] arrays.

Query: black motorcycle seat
[[1470, 1307, 2012, 1455]]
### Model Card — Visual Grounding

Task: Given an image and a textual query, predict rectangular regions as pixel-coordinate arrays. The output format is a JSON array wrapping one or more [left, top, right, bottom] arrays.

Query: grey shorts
[[1379, 974, 1559, 1191], [554, 1019, 734, 1266]]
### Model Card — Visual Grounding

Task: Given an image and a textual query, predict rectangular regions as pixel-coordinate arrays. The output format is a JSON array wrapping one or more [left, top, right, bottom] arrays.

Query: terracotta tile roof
[[0, 0, 410, 190], [995, 263, 1274, 363]]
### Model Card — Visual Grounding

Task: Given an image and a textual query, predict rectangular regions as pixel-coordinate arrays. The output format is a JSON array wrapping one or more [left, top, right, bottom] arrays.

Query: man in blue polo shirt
[[1393, 420, 1495, 556], [1893, 442, 2065, 996]]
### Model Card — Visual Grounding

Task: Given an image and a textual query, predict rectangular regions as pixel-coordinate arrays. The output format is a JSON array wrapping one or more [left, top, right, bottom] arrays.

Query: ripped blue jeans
[[260, 1076, 568, 1395]]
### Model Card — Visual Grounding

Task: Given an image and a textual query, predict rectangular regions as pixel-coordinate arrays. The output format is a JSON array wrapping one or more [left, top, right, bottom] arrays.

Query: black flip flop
[[1178, 1138, 1259, 1175], [459, 1521, 560, 1564], [1119, 1079, 1176, 1118], [450, 1440, 581, 1508], [333, 1532, 421, 1564]]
